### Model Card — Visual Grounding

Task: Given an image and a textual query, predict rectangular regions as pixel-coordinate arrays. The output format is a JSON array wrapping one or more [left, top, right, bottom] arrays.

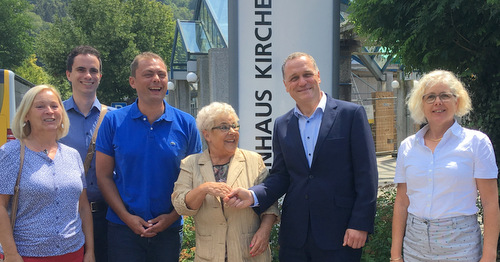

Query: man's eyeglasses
[[212, 124, 240, 132], [422, 92, 456, 104]]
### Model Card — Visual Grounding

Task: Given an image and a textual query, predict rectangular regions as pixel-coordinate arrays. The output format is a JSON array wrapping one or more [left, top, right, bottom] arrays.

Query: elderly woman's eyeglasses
[[212, 124, 240, 132], [422, 92, 456, 104]]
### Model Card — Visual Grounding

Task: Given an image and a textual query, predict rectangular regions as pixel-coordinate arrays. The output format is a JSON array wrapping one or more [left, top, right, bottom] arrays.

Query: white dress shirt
[[394, 121, 498, 219], [294, 92, 327, 167], [251, 92, 326, 205]]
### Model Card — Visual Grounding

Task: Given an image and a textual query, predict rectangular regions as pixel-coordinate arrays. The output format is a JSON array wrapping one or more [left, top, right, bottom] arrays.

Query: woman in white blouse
[[390, 70, 499, 262]]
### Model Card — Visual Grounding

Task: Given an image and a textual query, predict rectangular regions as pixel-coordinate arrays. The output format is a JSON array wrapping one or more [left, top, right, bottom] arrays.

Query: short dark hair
[[130, 52, 166, 77], [281, 52, 319, 79], [66, 45, 102, 73]]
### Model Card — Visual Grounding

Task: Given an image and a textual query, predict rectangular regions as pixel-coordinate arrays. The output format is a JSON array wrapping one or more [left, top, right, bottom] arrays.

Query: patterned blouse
[[0, 139, 86, 257], [213, 162, 229, 183]]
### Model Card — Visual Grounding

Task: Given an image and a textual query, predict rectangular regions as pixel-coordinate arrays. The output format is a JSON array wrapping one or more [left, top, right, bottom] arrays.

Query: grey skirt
[[403, 213, 481, 262]]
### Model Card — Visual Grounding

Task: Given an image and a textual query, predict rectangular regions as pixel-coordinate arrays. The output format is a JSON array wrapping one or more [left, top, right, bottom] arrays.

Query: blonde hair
[[196, 102, 239, 132], [407, 70, 472, 124], [12, 85, 70, 140]]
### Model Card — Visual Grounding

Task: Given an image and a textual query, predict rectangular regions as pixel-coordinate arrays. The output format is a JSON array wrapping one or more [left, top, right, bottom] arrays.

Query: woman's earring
[[61, 123, 64, 129], [23, 122, 27, 127]]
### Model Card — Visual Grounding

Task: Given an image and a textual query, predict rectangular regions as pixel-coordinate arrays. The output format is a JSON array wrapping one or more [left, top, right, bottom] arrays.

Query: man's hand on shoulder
[[223, 187, 254, 208]]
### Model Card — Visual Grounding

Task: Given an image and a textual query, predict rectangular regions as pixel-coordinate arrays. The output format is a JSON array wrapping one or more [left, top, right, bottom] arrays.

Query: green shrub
[[179, 216, 196, 262], [180, 188, 403, 262], [269, 211, 281, 262], [361, 184, 397, 262]]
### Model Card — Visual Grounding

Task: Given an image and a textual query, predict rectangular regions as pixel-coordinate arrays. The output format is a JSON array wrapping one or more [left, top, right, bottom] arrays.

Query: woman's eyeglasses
[[212, 124, 240, 132], [422, 92, 456, 104]]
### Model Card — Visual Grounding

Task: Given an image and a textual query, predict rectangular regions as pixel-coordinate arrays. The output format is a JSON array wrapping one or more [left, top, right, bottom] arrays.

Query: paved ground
[[377, 154, 397, 187]]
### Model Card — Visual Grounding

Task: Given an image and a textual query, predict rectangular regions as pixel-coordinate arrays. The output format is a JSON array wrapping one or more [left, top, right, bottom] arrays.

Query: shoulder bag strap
[[11, 140, 25, 230], [83, 105, 108, 176]]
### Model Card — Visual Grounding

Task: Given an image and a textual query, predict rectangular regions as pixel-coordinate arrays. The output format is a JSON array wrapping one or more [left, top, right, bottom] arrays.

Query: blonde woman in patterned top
[[172, 102, 279, 261], [0, 85, 94, 262], [391, 70, 499, 262]]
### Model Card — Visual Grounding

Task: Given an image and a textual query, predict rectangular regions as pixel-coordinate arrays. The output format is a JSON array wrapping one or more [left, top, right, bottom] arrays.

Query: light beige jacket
[[172, 148, 279, 262]]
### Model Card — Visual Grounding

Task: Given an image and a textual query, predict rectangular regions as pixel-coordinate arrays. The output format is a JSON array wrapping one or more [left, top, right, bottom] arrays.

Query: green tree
[[169, 4, 194, 20], [0, 0, 34, 69], [161, 0, 196, 20], [14, 54, 52, 85], [35, 0, 175, 103], [349, 0, 500, 162], [27, 11, 52, 35], [29, 0, 68, 23], [35, 17, 86, 99]]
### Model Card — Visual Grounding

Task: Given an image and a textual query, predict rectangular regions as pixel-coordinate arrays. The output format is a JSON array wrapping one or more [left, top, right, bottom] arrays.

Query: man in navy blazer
[[225, 52, 378, 261]]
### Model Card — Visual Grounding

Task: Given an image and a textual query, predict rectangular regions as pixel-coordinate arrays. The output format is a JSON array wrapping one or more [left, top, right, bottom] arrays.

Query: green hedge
[[361, 184, 397, 262], [179, 184, 495, 261], [178, 187, 398, 262]]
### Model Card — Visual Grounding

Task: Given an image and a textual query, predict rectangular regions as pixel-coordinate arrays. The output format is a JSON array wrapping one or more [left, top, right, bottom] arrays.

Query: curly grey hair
[[196, 102, 239, 132]]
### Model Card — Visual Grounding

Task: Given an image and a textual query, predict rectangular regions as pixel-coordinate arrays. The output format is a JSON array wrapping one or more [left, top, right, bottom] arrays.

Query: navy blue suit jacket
[[251, 94, 378, 250]]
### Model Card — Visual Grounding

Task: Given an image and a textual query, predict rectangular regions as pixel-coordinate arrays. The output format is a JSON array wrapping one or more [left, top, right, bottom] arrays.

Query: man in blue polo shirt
[[59, 45, 114, 262], [95, 52, 202, 261]]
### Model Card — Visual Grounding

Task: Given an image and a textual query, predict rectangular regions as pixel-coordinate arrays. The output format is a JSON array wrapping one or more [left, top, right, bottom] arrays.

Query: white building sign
[[235, 0, 335, 167]]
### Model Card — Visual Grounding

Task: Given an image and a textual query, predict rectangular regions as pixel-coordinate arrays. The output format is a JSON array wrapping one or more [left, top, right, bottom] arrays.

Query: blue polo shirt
[[60, 97, 115, 202], [96, 100, 202, 227]]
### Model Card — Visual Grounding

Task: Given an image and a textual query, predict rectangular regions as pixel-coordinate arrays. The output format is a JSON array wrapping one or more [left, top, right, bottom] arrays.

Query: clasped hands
[[199, 183, 254, 208], [124, 213, 179, 238], [221, 186, 255, 208], [221, 186, 368, 249]]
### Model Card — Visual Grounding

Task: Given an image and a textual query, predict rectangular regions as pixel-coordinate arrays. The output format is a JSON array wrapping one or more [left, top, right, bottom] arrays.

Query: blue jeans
[[107, 222, 182, 262]]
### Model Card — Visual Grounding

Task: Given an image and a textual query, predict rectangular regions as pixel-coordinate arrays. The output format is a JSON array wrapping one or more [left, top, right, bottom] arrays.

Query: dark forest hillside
[[28, 0, 196, 23]]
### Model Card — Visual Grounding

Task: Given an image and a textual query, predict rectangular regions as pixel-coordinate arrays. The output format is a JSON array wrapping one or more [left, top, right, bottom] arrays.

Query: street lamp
[[167, 81, 175, 91], [186, 72, 198, 83], [391, 80, 400, 89]]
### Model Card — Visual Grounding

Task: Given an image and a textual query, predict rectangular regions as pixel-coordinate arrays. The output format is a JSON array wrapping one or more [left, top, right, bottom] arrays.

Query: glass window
[[180, 21, 211, 53]]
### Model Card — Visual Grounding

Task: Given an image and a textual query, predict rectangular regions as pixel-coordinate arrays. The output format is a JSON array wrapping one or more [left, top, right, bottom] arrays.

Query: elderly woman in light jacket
[[172, 102, 279, 262]]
